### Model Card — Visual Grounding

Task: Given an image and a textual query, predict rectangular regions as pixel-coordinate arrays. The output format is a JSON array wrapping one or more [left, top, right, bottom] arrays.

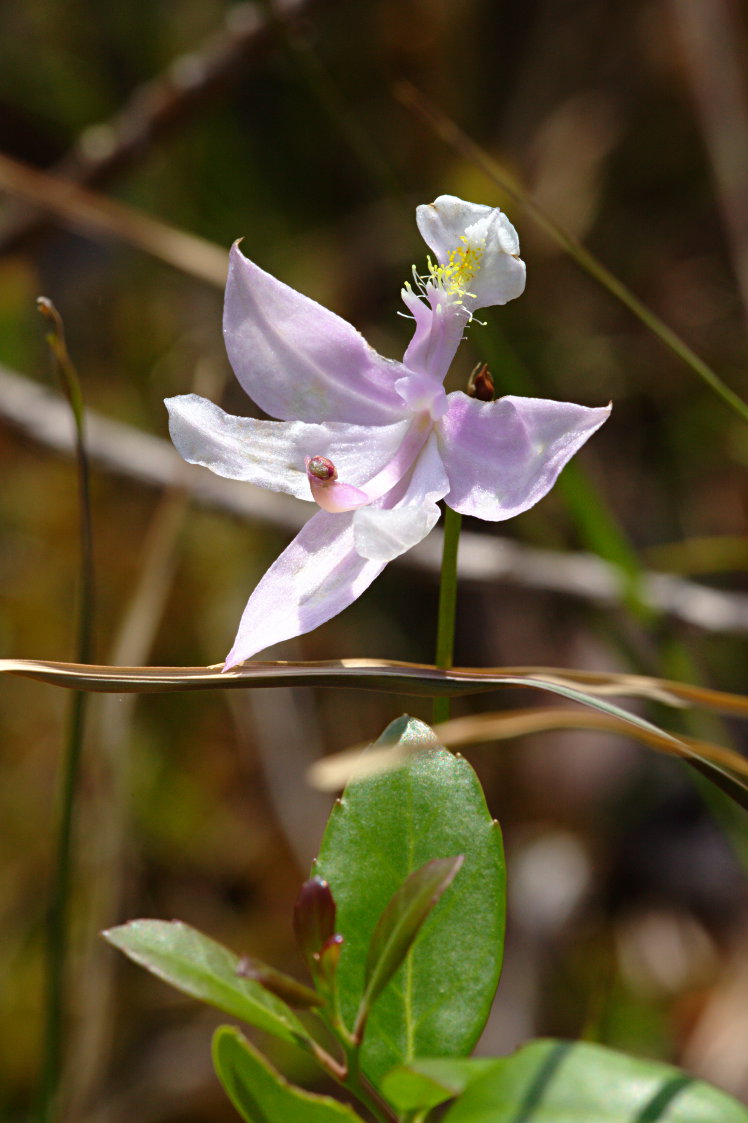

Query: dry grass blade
[[3, 657, 748, 716], [0, 152, 228, 287], [309, 706, 748, 791], [511, 667, 748, 717], [4, 658, 747, 806]]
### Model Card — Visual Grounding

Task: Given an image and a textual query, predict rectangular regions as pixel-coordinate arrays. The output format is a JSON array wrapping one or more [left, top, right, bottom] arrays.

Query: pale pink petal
[[166, 394, 411, 501], [355, 415, 435, 501], [307, 474, 370, 513], [352, 432, 448, 562], [438, 393, 611, 520], [401, 285, 465, 383], [416, 195, 526, 309], [223, 510, 386, 667], [224, 243, 407, 425], [386, 429, 449, 510]]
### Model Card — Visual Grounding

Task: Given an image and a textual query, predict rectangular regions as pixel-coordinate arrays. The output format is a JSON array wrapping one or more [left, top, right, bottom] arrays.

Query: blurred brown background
[[2, 0, 748, 1119]]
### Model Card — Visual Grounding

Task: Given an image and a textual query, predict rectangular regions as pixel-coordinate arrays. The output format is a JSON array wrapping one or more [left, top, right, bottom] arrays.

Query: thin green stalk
[[35, 299, 94, 1123], [433, 505, 462, 725]]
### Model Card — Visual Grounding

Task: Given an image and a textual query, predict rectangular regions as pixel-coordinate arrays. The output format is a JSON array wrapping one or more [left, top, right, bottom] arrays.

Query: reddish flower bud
[[293, 876, 337, 962], [467, 362, 495, 402]]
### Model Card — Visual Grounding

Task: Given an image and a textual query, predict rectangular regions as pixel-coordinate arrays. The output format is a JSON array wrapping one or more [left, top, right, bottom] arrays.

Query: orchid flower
[[166, 196, 610, 668]]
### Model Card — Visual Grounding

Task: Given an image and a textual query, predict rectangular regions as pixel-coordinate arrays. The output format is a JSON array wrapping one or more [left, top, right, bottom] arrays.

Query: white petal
[[166, 394, 411, 501], [353, 431, 448, 562], [353, 506, 438, 563], [438, 392, 611, 521], [223, 510, 386, 666], [224, 243, 407, 425]]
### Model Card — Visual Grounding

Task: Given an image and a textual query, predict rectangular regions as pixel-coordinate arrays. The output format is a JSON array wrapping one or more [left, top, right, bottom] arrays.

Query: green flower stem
[[35, 300, 94, 1123], [433, 504, 462, 725]]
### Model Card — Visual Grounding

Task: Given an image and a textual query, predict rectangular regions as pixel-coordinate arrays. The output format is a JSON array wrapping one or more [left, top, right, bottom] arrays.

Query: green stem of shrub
[[433, 505, 462, 725]]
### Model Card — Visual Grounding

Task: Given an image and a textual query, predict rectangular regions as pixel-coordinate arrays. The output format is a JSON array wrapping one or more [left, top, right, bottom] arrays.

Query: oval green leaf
[[442, 1039, 748, 1123], [359, 855, 464, 1027], [382, 1057, 500, 1112], [212, 1026, 365, 1123], [103, 920, 310, 1048], [314, 716, 505, 1085]]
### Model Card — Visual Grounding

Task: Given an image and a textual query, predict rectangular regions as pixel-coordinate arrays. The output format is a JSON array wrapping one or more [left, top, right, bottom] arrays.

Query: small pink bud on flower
[[305, 455, 371, 513], [307, 455, 337, 481]]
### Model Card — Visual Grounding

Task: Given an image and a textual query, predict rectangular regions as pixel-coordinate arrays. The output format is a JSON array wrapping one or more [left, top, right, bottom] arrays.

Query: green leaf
[[360, 856, 464, 1025], [212, 1026, 365, 1123], [382, 1057, 499, 1112], [441, 1039, 748, 1123], [103, 920, 311, 1048], [314, 716, 505, 1085]]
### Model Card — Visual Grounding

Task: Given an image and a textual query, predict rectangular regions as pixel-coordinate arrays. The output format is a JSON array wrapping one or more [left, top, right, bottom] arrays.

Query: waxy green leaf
[[382, 1057, 499, 1112], [212, 1026, 365, 1123], [442, 1039, 748, 1123], [359, 855, 464, 1030], [103, 920, 311, 1048], [314, 716, 505, 1085]]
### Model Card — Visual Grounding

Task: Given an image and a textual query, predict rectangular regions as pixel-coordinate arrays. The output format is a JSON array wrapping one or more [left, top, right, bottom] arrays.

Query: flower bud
[[293, 876, 337, 962], [467, 362, 495, 401]]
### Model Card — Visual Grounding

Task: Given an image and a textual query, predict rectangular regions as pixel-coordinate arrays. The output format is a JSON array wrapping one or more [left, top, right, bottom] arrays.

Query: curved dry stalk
[[5, 656, 747, 807], [309, 706, 748, 791], [3, 656, 748, 716]]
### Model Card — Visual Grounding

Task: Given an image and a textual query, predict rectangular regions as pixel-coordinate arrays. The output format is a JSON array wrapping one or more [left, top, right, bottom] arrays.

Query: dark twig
[[0, 0, 335, 254]]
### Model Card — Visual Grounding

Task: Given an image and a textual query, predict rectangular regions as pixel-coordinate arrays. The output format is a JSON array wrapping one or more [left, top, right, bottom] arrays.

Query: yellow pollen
[[428, 235, 484, 297]]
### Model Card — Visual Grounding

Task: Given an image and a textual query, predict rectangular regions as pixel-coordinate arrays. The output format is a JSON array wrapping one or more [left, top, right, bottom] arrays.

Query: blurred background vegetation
[[2, 0, 748, 1119]]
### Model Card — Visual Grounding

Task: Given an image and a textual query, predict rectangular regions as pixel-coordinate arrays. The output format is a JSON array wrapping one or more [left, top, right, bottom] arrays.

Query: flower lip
[[415, 195, 526, 309]]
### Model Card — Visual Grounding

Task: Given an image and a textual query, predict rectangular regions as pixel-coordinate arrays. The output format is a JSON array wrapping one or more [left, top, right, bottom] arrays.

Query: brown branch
[[0, 152, 228, 286], [0, 0, 334, 254]]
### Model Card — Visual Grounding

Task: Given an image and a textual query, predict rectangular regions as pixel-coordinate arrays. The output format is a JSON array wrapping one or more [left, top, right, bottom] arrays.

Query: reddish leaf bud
[[315, 933, 344, 988], [293, 876, 337, 961], [467, 362, 495, 402]]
